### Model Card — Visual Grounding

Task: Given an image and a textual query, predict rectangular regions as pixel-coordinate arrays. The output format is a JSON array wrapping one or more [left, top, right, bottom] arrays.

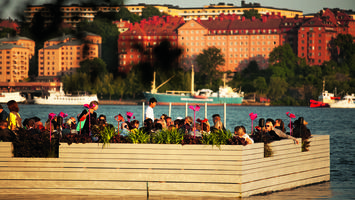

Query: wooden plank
[[242, 158, 329, 183], [0, 171, 242, 183], [241, 167, 330, 193]]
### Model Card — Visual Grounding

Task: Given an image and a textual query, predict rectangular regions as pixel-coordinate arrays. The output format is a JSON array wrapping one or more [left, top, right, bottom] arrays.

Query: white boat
[[0, 91, 26, 103], [329, 94, 355, 108], [33, 85, 98, 105]]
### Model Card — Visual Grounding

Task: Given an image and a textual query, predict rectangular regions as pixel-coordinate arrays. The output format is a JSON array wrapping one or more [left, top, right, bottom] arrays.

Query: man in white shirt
[[145, 97, 157, 122]]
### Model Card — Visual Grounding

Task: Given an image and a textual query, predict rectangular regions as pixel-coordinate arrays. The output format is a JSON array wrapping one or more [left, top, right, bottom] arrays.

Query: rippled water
[[13, 105, 355, 199]]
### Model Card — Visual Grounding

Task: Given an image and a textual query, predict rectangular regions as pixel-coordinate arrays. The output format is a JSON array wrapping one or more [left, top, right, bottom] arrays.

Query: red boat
[[310, 99, 330, 108]]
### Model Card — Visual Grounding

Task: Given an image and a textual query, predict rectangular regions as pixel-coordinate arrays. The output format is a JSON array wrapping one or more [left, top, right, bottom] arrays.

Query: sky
[[1, 0, 355, 19]]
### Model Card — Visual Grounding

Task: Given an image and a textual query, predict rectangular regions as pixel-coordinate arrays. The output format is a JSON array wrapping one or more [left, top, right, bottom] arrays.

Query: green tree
[[333, 34, 355, 64], [118, 7, 141, 23], [242, 9, 261, 19], [195, 47, 225, 89], [141, 6, 162, 19], [253, 77, 267, 94], [78, 19, 119, 74], [78, 58, 108, 84], [267, 77, 288, 101]]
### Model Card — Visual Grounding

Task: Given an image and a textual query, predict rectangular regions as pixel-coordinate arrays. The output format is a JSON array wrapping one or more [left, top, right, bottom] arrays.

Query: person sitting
[[139, 118, 153, 135], [234, 126, 254, 145], [188, 123, 202, 138], [211, 114, 226, 132], [275, 118, 286, 132], [130, 120, 139, 130], [180, 116, 193, 134], [0, 120, 15, 142], [98, 114, 107, 127], [292, 117, 311, 139], [265, 120, 299, 144], [0, 104, 9, 121]]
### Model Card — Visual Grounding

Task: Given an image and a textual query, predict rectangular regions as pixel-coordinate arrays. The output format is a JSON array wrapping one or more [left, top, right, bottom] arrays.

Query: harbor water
[[6, 104, 355, 199]]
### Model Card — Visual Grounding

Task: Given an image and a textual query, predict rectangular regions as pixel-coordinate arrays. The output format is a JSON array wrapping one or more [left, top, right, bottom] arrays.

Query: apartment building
[[179, 14, 282, 71], [117, 16, 184, 73], [23, 1, 302, 27], [38, 32, 102, 77], [0, 36, 35, 82]]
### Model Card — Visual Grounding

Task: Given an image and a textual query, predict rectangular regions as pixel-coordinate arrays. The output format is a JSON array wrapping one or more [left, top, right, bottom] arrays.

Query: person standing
[[0, 104, 9, 121], [145, 97, 157, 122], [77, 100, 99, 135], [6, 100, 22, 131]]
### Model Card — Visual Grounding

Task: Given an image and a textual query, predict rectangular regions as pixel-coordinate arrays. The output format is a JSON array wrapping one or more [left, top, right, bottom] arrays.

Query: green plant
[[153, 129, 184, 144], [99, 126, 117, 148], [128, 129, 150, 144], [201, 129, 233, 149], [264, 143, 273, 157]]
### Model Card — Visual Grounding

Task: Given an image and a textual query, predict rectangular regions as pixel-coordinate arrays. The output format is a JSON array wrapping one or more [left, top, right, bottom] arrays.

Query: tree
[[118, 7, 141, 23], [141, 6, 162, 19], [195, 47, 225, 90], [242, 9, 261, 19], [253, 77, 267, 94], [78, 19, 119, 75], [332, 34, 355, 64], [78, 58, 108, 84], [267, 77, 288, 101]]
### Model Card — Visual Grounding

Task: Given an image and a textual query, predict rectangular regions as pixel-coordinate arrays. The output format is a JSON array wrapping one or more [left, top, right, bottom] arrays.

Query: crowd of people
[[0, 98, 311, 146]]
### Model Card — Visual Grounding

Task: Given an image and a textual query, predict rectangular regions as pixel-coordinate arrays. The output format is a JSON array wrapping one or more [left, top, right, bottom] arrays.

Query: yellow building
[[0, 36, 35, 82], [24, 2, 302, 27], [38, 32, 102, 77]]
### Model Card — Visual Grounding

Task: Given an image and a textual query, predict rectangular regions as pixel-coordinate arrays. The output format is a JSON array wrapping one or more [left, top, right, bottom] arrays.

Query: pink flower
[[126, 112, 134, 122], [48, 113, 56, 120], [189, 105, 200, 112], [249, 112, 258, 121], [114, 114, 125, 122], [58, 111, 68, 118], [286, 112, 296, 118]]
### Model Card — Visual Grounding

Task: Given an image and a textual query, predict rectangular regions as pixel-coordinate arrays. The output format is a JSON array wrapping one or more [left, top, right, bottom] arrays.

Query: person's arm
[[274, 128, 299, 144]]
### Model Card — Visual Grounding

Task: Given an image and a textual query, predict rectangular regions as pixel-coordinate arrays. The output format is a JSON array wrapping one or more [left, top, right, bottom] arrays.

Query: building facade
[[0, 36, 35, 82], [117, 16, 184, 73], [38, 32, 101, 77]]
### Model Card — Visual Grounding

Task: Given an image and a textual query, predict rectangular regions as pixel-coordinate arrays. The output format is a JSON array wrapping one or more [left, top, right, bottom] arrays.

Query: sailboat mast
[[191, 65, 194, 95], [151, 71, 157, 94]]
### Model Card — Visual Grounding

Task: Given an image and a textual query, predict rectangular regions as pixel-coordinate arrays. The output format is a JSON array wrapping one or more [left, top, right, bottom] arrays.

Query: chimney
[[242, 16, 245, 22], [197, 17, 201, 23]]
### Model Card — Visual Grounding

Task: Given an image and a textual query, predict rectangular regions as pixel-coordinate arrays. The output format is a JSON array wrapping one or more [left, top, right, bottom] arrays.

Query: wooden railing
[[0, 135, 329, 198]]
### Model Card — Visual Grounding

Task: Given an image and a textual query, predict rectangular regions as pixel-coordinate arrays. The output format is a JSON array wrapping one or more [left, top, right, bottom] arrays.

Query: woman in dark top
[[77, 101, 99, 135]]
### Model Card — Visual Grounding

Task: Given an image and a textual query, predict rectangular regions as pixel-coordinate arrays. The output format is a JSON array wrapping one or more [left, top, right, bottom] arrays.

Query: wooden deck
[[0, 135, 329, 198]]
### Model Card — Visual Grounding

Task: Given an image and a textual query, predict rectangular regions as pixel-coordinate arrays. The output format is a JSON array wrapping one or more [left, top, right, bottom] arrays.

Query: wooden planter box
[[0, 135, 329, 198]]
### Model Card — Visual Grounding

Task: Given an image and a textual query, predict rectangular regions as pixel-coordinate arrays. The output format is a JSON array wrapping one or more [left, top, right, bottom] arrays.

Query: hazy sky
[[1, 0, 355, 19]]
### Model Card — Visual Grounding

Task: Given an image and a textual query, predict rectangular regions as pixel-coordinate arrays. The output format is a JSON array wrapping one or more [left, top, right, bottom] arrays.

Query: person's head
[[98, 114, 106, 125], [185, 116, 193, 125], [166, 117, 172, 126], [130, 120, 139, 129], [265, 121, 274, 132], [202, 121, 210, 132], [27, 119, 35, 129], [23, 118, 30, 128], [7, 100, 19, 112], [0, 120, 8, 129], [266, 118, 275, 126], [144, 118, 153, 129], [34, 121, 43, 129], [234, 126, 246, 137], [90, 100, 99, 111], [212, 114, 221, 124], [160, 114, 168, 122], [215, 120, 223, 130], [149, 98, 157, 108], [195, 123, 201, 131]]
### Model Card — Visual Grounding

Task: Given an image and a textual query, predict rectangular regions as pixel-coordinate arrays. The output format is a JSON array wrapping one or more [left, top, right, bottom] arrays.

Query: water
[[12, 105, 355, 199]]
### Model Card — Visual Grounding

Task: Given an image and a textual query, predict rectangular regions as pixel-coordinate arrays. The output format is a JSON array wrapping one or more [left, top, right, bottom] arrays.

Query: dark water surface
[[12, 105, 355, 199]]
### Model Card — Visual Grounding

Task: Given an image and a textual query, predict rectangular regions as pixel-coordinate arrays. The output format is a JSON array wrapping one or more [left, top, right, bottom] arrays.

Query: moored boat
[[0, 91, 26, 103], [310, 80, 340, 108], [329, 94, 355, 108], [33, 84, 98, 105]]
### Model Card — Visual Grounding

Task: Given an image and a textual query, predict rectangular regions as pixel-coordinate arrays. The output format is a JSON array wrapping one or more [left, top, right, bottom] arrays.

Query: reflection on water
[[12, 105, 355, 199]]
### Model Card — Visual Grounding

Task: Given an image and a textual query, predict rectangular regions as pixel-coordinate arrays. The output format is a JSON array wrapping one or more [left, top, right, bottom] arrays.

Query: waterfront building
[[117, 16, 184, 73], [23, 1, 302, 27], [0, 36, 35, 82], [38, 32, 102, 77], [178, 14, 282, 71]]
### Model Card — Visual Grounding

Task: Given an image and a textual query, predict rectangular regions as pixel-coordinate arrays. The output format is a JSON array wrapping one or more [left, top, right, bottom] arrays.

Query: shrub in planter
[[12, 128, 59, 158]]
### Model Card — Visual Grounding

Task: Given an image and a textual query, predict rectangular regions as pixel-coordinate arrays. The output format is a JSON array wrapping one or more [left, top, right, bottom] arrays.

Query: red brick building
[[117, 16, 185, 73]]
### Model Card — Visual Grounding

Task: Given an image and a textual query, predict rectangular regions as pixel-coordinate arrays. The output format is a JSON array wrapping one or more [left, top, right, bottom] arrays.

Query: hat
[[176, 117, 183, 120]]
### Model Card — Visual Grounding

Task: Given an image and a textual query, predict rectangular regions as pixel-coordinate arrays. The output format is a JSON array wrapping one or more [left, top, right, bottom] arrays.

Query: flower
[[58, 111, 68, 118], [249, 112, 258, 121], [48, 113, 56, 120], [84, 104, 96, 109], [189, 105, 200, 112], [114, 114, 125, 122], [286, 112, 296, 118]]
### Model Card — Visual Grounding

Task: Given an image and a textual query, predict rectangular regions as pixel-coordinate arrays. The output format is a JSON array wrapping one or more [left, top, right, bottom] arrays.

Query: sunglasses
[[266, 125, 271, 127]]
